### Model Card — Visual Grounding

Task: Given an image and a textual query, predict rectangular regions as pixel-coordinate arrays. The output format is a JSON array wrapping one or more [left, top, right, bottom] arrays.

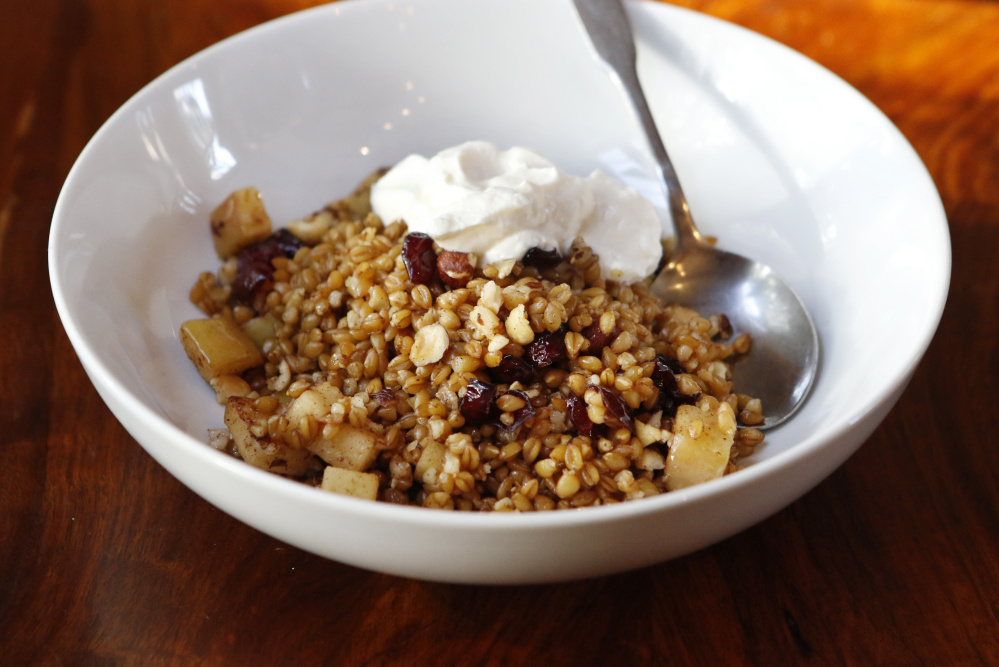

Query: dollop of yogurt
[[369, 141, 662, 282]]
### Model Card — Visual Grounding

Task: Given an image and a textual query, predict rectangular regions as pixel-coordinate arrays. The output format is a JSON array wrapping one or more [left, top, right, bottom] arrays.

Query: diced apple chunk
[[320, 466, 379, 500], [208, 374, 252, 405], [307, 425, 381, 472], [414, 440, 447, 483], [241, 313, 280, 349], [224, 397, 313, 475], [284, 388, 334, 426], [665, 398, 737, 491], [210, 186, 272, 258], [281, 382, 379, 471], [180, 317, 263, 382]]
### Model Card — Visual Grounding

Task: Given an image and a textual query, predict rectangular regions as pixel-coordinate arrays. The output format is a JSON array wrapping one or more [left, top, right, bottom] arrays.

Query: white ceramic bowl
[[49, 0, 950, 584]]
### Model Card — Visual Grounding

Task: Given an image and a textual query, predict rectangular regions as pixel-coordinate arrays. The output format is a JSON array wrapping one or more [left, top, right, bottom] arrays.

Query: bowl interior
[[50, 0, 949, 515]]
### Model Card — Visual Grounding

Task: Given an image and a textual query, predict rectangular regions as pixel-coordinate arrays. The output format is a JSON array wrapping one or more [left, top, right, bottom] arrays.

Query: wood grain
[[2, 1, 997, 664]]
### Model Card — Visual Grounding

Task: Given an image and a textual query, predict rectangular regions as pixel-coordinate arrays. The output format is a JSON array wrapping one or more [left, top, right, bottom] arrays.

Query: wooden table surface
[[3, 0, 997, 664]]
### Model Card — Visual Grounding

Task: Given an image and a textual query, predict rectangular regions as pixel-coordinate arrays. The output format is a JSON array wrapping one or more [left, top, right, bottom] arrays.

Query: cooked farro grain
[[181, 171, 764, 510]]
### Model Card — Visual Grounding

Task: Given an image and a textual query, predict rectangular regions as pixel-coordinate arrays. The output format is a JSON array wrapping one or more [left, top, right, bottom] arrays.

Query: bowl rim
[[47, 0, 952, 530]]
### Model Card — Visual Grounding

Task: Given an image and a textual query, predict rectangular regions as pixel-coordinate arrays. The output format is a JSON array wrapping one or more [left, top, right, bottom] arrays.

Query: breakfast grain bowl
[[49, 0, 949, 582], [182, 170, 766, 511]]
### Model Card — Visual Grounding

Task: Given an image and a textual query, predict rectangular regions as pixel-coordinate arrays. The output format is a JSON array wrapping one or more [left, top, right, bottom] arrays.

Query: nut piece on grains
[[321, 466, 379, 500], [437, 250, 476, 287], [480, 280, 504, 313], [468, 305, 502, 340], [635, 418, 669, 447], [210, 186, 272, 258], [665, 397, 738, 491], [492, 258, 518, 279], [505, 303, 535, 345], [287, 210, 334, 245], [180, 317, 263, 382], [410, 323, 449, 366]]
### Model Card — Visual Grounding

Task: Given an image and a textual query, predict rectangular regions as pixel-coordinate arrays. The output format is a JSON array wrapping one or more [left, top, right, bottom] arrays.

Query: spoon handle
[[572, 0, 702, 250]]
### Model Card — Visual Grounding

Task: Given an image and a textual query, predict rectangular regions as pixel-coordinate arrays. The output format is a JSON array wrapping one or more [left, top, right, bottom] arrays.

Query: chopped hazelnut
[[480, 280, 504, 313], [469, 305, 502, 340], [437, 251, 476, 288], [410, 323, 449, 366], [505, 304, 535, 345]]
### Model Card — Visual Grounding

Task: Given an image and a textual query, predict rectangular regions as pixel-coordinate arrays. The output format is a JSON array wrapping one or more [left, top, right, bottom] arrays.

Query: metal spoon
[[573, 0, 819, 429]]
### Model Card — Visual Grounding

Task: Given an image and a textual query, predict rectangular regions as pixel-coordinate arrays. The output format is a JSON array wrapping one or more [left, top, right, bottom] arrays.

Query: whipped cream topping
[[369, 141, 663, 282]]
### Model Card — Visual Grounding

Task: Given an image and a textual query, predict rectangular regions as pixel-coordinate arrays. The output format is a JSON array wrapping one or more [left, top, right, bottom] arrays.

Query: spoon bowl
[[574, 0, 820, 428], [653, 245, 819, 428]]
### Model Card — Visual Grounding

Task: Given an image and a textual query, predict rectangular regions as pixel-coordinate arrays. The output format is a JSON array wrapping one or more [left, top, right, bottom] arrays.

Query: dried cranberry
[[272, 228, 307, 256], [581, 321, 615, 354], [522, 246, 562, 269], [650, 354, 698, 417], [232, 229, 305, 303], [402, 232, 438, 285], [526, 328, 567, 368], [232, 259, 270, 304], [499, 389, 535, 431], [653, 354, 684, 377], [459, 379, 498, 425], [598, 386, 633, 432], [490, 354, 536, 385], [566, 394, 595, 437], [371, 388, 399, 407]]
